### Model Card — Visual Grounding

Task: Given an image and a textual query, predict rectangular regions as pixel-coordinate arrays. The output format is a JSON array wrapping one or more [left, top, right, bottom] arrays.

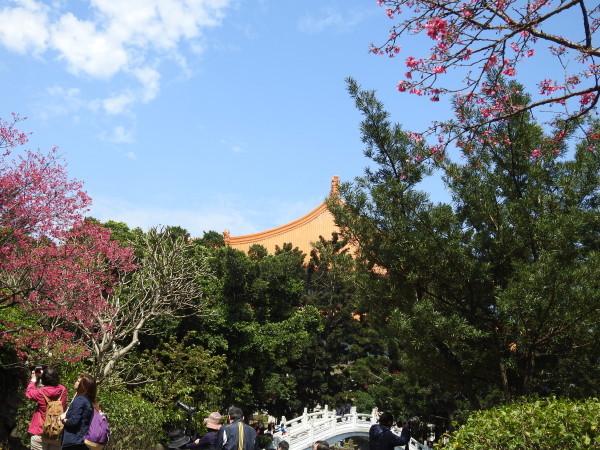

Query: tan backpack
[[41, 391, 64, 441]]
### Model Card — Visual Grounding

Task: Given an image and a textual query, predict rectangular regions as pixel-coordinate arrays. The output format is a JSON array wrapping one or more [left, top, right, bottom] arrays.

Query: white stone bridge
[[272, 406, 431, 450]]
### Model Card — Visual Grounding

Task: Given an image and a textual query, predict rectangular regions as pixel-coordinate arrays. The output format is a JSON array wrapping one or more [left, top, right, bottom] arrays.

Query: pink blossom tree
[[0, 116, 135, 359], [373, 0, 599, 147]]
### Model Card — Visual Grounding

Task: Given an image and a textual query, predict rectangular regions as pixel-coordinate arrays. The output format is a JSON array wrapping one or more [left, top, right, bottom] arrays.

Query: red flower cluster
[[0, 117, 136, 360]]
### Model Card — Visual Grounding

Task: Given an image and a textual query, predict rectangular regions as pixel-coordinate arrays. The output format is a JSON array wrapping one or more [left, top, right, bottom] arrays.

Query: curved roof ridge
[[227, 201, 330, 245]]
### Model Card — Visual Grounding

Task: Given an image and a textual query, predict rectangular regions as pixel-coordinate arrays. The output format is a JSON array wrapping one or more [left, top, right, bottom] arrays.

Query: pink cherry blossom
[[424, 17, 448, 40]]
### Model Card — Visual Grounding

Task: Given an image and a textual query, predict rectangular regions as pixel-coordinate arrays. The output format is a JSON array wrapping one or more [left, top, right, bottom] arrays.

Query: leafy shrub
[[98, 389, 166, 450], [442, 397, 600, 450]]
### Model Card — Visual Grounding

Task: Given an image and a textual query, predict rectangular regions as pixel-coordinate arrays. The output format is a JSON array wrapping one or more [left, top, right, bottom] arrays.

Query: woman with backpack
[[25, 367, 68, 450], [59, 374, 95, 450]]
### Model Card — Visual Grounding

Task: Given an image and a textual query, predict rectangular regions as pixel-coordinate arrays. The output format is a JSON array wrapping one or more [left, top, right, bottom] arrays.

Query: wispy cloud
[[298, 7, 370, 34], [100, 92, 136, 115], [91, 196, 259, 237], [0, 0, 231, 112], [101, 125, 135, 144], [220, 138, 246, 153], [37, 85, 86, 120]]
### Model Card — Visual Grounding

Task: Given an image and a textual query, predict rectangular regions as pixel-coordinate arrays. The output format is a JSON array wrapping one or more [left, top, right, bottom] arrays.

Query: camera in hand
[[176, 400, 197, 415], [30, 364, 46, 374]]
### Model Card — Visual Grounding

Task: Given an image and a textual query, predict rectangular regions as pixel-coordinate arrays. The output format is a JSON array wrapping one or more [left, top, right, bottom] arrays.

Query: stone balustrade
[[272, 406, 430, 450]]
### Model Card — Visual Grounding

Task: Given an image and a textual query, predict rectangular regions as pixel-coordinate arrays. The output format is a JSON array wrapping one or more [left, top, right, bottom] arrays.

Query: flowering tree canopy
[[0, 116, 135, 359], [373, 0, 599, 144]]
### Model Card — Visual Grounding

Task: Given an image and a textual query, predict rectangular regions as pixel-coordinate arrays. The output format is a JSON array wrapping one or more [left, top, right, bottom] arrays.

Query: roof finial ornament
[[330, 175, 340, 198]]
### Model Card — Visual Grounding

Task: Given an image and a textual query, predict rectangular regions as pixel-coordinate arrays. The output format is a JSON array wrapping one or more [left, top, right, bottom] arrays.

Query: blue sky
[[0, 0, 585, 236]]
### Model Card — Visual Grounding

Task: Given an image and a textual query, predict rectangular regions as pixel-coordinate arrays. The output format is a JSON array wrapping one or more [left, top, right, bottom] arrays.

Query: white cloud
[[125, 151, 137, 160], [51, 12, 128, 78], [91, 196, 258, 237], [47, 85, 81, 98], [0, 0, 231, 110], [220, 138, 246, 153], [102, 125, 135, 144], [132, 66, 160, 102], [298, 8, 368, 34], [102, 91, 136, 115], [0, 0, 49, 53], [90, 0, 229, 50], [37, 85, 85, 119]]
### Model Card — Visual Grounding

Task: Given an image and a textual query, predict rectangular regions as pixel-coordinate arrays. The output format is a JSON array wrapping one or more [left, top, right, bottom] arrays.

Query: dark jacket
[[369, 423, 410, 450], [61, 395, 93, 448], [188, 430, 219, 449], [217, 420, 257, 450]]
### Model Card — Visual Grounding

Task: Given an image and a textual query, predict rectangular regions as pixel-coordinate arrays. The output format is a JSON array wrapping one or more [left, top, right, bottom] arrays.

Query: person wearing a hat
[[187, 412, 222, 450], [167, 429, 191, 449]]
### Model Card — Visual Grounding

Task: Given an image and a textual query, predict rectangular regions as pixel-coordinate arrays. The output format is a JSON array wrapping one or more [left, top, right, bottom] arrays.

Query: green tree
[[210, 244, 321, 417], [329, 78, 600, 421]]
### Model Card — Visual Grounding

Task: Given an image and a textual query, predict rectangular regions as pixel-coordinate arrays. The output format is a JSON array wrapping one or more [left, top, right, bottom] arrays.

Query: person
[[312, 441, 329, 450], [264, 423, 275, 436], [216, 406, 257, 450], [187, 411, 222, 450], [60, 374, 95, 450], [25, 366, 68, 450], [369, 412, 410, 450], [83, 400, 110, 450], [277, 441, 288, 450], [167, 429, 191, 449]]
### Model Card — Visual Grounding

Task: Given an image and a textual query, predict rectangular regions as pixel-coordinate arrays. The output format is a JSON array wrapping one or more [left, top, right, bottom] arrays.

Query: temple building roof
[[224, 176, 340, 257]]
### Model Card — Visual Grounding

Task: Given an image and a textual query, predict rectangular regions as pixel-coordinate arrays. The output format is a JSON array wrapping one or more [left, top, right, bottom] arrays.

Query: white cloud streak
[[102, 92, 136, 115], [103, 125, 135, 144], [0, 0, 230, 111], [91, 196, 259, 237], [297, 8, 369, 34]]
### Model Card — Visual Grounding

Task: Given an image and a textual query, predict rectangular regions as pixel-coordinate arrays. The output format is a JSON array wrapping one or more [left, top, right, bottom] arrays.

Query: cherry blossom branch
[[373, 0, 599, 150]]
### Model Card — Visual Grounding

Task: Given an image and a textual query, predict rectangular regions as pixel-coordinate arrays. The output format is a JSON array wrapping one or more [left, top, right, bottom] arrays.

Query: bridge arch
[[272, 406, 430, 450]]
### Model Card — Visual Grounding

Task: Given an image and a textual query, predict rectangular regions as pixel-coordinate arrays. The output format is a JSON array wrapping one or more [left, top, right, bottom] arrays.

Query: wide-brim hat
[[204, 411, 223, 430], [167, 430, 191, 449]]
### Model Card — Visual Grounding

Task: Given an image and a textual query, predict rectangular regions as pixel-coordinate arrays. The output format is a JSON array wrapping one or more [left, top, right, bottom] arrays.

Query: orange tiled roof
[[224, 176, 340, 257]]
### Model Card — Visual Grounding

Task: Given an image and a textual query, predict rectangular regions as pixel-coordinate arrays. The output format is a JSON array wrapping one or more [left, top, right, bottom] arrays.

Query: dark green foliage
[[209, 244, 320, 416], [443, 397, 600, 450], [135, 335, 227, 424], [329, 79, 600, 424], [199, 230, 226, 248]]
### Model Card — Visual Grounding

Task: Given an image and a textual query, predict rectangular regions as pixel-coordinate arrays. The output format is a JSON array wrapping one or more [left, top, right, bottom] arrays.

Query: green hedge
[[443, 397, 599, 450], [99, 389, 166, 450]]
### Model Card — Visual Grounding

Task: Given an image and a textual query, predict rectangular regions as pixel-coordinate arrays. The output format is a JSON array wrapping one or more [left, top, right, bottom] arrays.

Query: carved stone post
[[371, 407, 378, 424]]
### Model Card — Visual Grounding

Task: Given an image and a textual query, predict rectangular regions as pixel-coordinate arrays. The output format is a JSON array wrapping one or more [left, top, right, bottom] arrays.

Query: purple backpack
[[85, 409, 110, 444]]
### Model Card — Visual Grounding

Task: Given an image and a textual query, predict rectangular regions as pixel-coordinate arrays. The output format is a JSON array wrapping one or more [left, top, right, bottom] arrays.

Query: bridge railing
[[273, 405, 431, 450], [279, 405, 377, 429]]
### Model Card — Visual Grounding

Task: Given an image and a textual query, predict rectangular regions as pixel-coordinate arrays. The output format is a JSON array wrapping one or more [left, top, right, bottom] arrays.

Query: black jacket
[[217, 420, 257, 450], [188, 430, 219, 449], [368, 423, 410, 450]]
